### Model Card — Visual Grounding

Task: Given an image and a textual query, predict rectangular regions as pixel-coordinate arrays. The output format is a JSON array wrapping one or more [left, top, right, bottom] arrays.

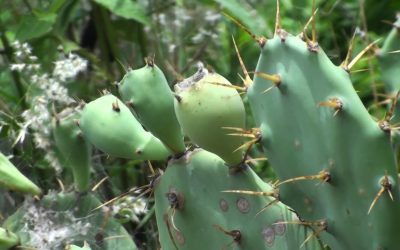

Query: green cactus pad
[[247, 32, 400, 249], [174, 68, 246, 166], [0, 152, 41, 196], [53, 110, 92, 191], [79, 94, 170, 160], [0, 227, 19, 249], [154, 149, 322, 250], [119, 62, 185, 154]]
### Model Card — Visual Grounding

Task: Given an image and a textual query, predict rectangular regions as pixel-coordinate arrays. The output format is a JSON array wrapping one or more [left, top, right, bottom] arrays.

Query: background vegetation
[[0, 0, 399, 248]]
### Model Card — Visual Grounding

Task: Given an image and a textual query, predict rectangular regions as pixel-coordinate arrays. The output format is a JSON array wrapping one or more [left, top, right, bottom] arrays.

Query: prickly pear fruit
[[0, 152, 41, 195], [0, 227, 19, 249], [174, 67, 246, 166], [79, 94, 170, 160], [119, 61, 185, 154], [52, 109, 92, 191]]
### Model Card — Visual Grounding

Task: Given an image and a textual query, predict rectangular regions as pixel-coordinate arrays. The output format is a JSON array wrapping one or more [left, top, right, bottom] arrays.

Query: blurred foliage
[[0, 0, 399, 248]]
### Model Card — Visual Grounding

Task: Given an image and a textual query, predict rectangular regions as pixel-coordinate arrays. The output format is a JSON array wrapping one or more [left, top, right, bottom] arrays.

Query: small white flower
[[44, 151, 62, 173], [21, 43, 32, 55], [168, 44, 176, 53], [52, 53, 88, 82], [191, 33, 204, 43], [14, 51, 23, 58], [173, 19, 183, 28], [204, 10, 220, 23], [159, 13, 167, 25], [45, 81, 67, 100], [33, 132, 51, 149], [132, 198, 147, 215], [12, 40, 21, 49], [175, 8, 191, 21], [10, 63, 26, 72], [30, 74, 39, 83], [355, 27, 366, 38], [27, 64, 40, 71], [29, 55, 38, 61]]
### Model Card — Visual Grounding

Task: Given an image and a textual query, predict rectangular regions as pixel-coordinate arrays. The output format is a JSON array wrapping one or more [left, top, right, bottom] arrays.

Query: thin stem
[[0, 29, 27, 109]]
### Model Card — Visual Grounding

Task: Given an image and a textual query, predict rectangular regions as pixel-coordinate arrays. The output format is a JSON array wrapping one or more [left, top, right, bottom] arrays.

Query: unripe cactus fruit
[[52, 110, 92, 192], [119, 61, 185, 154], [0, 227, 19, 249], [79, 94, 170, 160], [0, 152, 41, 196], [174, 67, 246, 166]]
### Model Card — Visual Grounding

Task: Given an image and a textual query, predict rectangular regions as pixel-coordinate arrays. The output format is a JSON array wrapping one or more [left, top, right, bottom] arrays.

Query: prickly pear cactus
[[246, 18, 400, 249], [75, 66, 322, 249], [154, 149, 322, 250], [17, 5, 397, 249]]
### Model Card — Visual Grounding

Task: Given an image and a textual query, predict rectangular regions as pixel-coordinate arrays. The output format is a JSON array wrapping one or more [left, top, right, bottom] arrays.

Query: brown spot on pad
[[236, 197, 250, 213], [219, 198, 229, 212], [262, 226, 275, 247], [175, 231, 185, 245]]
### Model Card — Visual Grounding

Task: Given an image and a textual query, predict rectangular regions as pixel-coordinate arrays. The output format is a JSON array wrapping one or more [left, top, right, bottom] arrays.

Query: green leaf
[[15, 13, 56, 41], [92, 0, 149, 25], [58, 37, 80, 53], [49, 0, 67, 13], [214, 0, 264, 35]]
